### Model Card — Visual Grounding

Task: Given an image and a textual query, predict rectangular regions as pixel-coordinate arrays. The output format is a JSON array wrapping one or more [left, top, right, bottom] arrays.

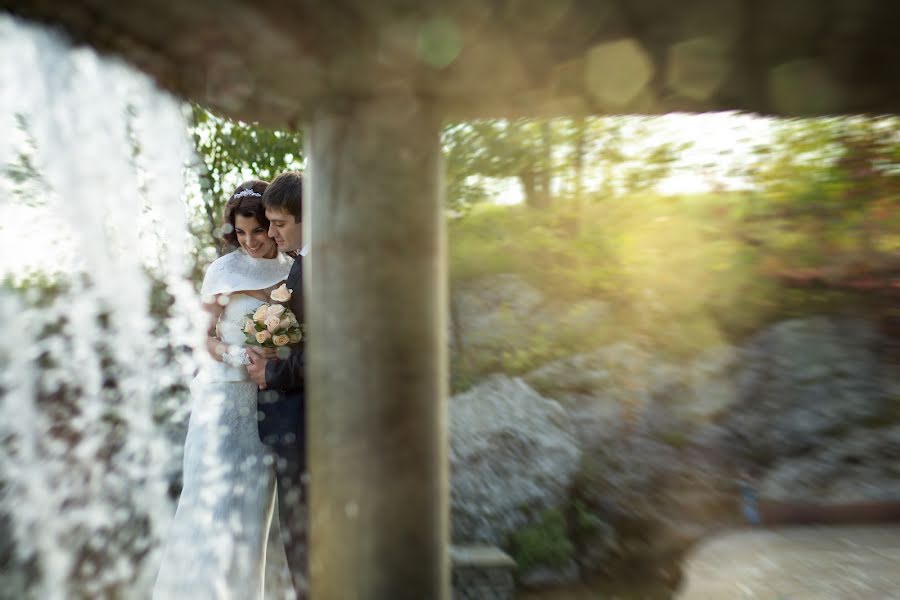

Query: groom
[[246, 171, 308, 597]]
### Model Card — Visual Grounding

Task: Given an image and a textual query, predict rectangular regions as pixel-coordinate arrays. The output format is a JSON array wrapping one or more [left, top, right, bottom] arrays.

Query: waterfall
[[1, 16, 203, 598]]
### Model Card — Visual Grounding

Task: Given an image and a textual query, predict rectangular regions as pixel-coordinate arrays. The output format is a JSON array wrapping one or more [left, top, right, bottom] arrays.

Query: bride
[[154, 180, 294, 599]]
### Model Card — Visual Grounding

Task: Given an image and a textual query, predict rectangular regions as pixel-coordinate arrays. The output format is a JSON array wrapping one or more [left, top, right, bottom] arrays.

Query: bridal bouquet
[[243, 284, 303, 347]]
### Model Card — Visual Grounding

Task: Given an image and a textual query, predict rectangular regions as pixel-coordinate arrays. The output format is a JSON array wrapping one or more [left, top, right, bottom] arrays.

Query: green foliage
[[742, 116, 900, 267], [509, 509, 575, 574], [572, 500, 606, 537], [442, 116, 683, 212], [188, 105, 304, 274], [2, 271, 66, 305], [499, 329, 557, 374], [5, 114, 46, 202], [656, 429, 690, 449], [448, 184, 871, 387]]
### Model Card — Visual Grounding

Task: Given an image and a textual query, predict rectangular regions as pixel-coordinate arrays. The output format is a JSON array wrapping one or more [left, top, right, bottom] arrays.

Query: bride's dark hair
[[222, 180, 270, 248]]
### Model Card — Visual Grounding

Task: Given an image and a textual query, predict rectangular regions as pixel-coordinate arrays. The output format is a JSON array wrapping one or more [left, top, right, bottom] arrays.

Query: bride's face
[[234, 214, 277, 258]]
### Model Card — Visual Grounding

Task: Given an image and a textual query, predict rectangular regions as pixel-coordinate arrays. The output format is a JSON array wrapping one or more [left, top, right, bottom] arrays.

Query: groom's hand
[[247, 350, 269, 389]]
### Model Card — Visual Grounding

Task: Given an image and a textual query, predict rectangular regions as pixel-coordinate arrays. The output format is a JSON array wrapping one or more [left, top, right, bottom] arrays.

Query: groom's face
[[266, 207, 303, 252]]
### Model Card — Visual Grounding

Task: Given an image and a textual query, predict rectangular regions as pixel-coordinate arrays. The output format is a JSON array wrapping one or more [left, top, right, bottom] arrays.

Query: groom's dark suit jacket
[[257, 255, 305, 458]]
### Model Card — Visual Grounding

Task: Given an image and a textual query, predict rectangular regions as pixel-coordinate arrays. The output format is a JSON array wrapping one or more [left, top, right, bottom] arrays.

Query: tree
[[442, 116, 683, 212], [744, 116, 899, 256], [188, 105, 304, 259], [733, 116, 900, 301], [442, 118, 557, 210]]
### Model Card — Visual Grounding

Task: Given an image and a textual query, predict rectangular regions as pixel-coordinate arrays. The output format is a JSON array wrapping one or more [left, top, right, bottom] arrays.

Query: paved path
[[676, 526, 900, 599]]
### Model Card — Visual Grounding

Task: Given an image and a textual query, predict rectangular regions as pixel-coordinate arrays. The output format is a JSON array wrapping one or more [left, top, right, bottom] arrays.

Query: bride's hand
[[246, 345, 278, 360], [243, 289, 271, 303]]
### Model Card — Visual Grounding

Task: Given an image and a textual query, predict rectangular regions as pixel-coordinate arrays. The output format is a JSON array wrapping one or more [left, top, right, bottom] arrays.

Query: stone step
[[451, 545, 517, 600]]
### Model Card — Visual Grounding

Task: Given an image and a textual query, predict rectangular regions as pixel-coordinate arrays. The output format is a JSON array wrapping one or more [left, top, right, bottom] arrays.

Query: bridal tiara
[[234, 188, 262, 199]]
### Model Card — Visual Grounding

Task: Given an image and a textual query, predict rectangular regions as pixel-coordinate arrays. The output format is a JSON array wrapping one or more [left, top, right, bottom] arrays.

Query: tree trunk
[[519, 169, 539, 208], [538, 120, 553, 208], [572, 116, 587, 204], [305, 96, 449, 600]]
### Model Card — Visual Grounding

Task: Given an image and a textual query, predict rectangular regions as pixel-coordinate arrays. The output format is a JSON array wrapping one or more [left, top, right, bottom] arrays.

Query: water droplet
[[584, 38, 655, 108], [769, 59, 843, 115], [666, 37, 731, 101], [417, 18, 463, 69]]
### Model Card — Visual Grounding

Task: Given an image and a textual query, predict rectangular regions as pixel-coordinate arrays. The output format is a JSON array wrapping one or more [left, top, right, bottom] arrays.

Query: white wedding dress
[[154, 250, 295, 600]]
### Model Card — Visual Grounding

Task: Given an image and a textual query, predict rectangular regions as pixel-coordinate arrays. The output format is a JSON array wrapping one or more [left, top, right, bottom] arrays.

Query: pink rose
[[252, 305, 268, 323], [266, 316, 281, 332], [266, 304, 286, 320], [270, 283, 292, 303]]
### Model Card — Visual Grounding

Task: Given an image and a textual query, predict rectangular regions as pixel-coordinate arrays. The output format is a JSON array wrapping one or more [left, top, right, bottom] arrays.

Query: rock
[[451, 274, 544, 354], [759, 424, 900, 503], [449, 376, 581, 546], [521, 342, 743, 569], [680, 345, 741, 423], [525, 340, 744, 441], [716, 317, 896, 461], [572, 433, 735, 569], [449, 273, 610, 369], [524, 342, 648, 399], [451, 546, 517, 600], [524, 343, 661, 447], [517, 559, 580, 588], [450, 314, 900, 582]]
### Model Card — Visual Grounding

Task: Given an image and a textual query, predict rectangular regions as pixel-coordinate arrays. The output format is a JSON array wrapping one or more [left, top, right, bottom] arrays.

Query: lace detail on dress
[[200, 250, 293, 298], [202, 294, 266, 383], [222, 345, 250, 367], [154, 251, 296, 599]]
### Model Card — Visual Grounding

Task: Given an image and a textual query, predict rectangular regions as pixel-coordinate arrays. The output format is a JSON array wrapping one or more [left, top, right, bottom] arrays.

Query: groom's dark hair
[[263, 171, 303, 223]]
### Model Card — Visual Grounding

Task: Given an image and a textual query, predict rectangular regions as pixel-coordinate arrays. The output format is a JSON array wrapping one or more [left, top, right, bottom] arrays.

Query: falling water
[[0, 16, 204, 598]]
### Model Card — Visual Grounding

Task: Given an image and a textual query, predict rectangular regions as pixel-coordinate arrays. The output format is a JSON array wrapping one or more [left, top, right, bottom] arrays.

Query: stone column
[[305, 95, 449, 599]]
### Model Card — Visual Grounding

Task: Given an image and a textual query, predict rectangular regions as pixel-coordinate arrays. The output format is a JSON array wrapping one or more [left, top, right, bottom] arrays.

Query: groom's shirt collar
[[299, 244, 310, 257]]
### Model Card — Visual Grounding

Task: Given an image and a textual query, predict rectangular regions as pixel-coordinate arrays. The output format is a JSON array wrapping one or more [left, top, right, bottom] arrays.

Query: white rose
[[279, 318, 291, 331], [272, 334, 290, 347], [270, 283, 292, 303], [255, 330, 272, 344], [252, 305, 268, 323], [243, 319, 256, 334], [266, 316, 282, 332], [288, 330, 302, 343], [288, 312, 299, 327], [266, 304, 286, 320]]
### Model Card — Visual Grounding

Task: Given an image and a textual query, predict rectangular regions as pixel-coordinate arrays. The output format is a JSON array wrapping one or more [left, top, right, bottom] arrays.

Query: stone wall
[[451, 546, 516, 600]]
